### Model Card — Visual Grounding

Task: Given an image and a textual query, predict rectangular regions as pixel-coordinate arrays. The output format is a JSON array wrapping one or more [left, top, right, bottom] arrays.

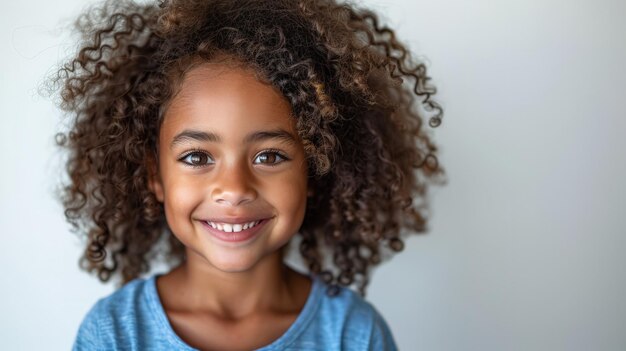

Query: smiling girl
[[54, 0, 445, 350]]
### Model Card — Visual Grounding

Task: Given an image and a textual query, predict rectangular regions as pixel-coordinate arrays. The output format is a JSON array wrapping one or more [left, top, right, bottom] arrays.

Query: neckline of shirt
[[145, 273, 323, 350]]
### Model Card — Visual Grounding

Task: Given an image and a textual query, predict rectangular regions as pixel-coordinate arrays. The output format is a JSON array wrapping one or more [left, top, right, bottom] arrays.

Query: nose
[[210, 160, 257, 206]]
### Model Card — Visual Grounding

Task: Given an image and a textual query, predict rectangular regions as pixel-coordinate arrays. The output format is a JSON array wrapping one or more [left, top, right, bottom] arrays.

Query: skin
[[149, 63, 312, 350]]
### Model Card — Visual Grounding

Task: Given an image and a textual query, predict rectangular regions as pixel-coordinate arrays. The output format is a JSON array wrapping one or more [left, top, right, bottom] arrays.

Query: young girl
[[55, 0, 444, 349]]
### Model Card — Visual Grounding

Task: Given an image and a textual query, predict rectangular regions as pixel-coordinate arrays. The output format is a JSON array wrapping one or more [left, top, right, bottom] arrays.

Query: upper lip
[[201, 216, 272, 224]]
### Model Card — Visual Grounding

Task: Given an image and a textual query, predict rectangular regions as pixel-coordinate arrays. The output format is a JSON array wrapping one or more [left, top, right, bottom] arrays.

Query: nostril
[[212, 190, 256, 206]]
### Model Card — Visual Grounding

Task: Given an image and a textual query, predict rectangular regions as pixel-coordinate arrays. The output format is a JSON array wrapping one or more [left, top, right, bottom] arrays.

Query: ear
[[307, 183, 315, 198], [305, 173, 316, 198], [146, 154, 164, 202]]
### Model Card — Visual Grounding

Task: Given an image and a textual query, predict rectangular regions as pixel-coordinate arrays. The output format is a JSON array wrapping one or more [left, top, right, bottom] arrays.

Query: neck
[[171, 248, 299, 319]]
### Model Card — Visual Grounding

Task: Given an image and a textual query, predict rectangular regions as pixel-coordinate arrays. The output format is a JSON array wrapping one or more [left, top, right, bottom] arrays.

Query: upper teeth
[[207, 220, 260, 233]]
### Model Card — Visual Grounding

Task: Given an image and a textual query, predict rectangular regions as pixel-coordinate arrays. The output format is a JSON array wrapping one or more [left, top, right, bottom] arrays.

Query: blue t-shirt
[[72, 274, 398, 350]]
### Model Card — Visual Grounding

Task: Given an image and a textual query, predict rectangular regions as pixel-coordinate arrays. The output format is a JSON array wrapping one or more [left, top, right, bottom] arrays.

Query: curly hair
[[53, 0, 446, 296]]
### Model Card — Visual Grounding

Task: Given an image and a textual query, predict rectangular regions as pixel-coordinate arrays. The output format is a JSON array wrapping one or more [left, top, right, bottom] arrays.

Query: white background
[[1, 0, 625, 350]]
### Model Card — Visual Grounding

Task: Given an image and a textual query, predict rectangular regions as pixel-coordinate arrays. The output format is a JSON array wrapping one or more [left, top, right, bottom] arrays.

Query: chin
[[205, 253, 265, 273]]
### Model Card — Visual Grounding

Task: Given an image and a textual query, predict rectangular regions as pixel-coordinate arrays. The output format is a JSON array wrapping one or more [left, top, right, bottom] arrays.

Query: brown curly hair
[[53, 0, 446, 296]]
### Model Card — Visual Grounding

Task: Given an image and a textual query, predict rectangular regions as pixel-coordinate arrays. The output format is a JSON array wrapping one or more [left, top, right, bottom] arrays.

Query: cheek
[[162, 174, 204, 226], [273, 169, 308, 224]]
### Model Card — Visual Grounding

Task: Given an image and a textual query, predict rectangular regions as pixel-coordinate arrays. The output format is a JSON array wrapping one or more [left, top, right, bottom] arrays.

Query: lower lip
[[201, 219, 268, 243]]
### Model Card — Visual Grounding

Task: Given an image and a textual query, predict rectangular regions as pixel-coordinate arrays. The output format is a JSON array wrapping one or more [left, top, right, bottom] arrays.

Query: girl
[[54, 0, 445, 349]]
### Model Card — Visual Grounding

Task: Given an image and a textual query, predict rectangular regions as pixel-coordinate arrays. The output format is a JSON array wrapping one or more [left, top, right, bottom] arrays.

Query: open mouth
[[200, 218, 270, 243], [204, 220, 262, 233]]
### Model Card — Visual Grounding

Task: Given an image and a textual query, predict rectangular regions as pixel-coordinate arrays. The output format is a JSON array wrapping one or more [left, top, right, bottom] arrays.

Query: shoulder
[[317, 283, 379, 325], [98, 276, 151, 308], [71, 277, 158, 350], [85, 277, 152, 324], [287, 278, 398, 351], [321, 283, 398, 350]]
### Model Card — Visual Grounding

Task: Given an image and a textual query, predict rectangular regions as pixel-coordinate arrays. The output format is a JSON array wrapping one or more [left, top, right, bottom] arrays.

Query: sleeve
[[71, 301, 103, 351], [369, 311, 398, 351]]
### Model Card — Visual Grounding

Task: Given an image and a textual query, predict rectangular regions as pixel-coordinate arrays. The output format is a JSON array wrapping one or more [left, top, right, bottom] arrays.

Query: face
[[150, 63, 308, 273]]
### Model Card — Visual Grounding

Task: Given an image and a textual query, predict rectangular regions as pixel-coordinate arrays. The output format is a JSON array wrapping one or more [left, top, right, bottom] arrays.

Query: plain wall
[[1, 0, 625, 350]]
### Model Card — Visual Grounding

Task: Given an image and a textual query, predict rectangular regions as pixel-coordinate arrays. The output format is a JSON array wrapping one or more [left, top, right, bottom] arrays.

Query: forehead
[[161, 63, 296, 139]]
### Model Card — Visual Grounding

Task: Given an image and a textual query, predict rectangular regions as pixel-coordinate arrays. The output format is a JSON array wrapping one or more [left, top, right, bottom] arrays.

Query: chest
[[166, 310, 299, 351]]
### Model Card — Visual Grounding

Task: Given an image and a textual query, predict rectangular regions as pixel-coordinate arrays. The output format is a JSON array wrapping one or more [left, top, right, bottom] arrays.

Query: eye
[[253, 150, 289, 165], [179, 151, 214, 167]]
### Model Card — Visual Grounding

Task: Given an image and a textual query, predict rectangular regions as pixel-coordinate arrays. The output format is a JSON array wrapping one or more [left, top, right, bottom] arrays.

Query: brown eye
[[180, 152, 213, 166], [254, 151, 287, 165]]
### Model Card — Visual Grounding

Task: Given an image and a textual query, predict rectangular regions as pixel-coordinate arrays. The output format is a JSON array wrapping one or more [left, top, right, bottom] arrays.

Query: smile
[[200, 218, 270, 244], [205, 220, 261, 233]]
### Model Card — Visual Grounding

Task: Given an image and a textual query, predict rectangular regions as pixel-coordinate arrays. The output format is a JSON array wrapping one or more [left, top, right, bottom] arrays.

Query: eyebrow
[[170, 129, 298, 149]]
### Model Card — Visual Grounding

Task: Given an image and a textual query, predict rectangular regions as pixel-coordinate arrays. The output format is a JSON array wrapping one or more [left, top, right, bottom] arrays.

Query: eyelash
[[253, 148, 290, 166], [178, 149, 290, 168], [178, 149, 214, 168]]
